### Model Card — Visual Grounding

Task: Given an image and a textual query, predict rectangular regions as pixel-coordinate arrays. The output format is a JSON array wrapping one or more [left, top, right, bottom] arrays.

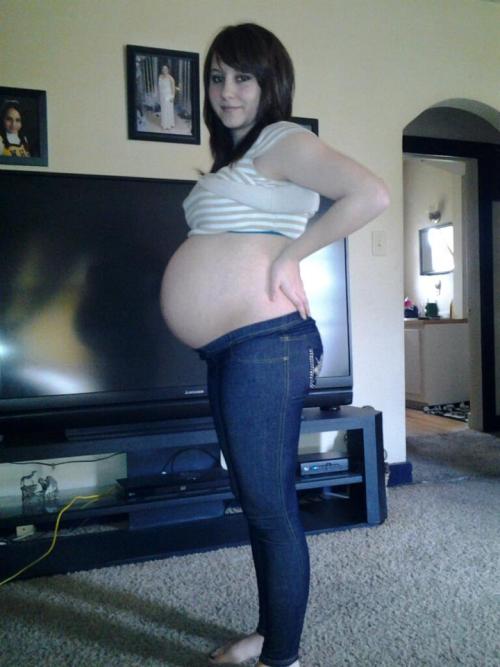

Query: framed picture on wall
[[291, 116, 318, 136], [0, 87, 48, 166], [126, 45, 200, 145]]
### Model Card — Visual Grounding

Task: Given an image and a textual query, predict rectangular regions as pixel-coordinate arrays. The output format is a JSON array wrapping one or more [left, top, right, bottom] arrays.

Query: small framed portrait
[[0, 87, 48, 166], [292, 116, 319, 136], [127, 45, 200, 145]]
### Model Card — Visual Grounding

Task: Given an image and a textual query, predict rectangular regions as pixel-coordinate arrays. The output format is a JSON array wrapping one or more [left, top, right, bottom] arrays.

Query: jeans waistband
[[197, 312, 317, 360]]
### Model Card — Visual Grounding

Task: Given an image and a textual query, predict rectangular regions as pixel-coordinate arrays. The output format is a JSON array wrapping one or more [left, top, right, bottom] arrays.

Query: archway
[[402, 99, 500, 432], [431, 99, 500, 131]]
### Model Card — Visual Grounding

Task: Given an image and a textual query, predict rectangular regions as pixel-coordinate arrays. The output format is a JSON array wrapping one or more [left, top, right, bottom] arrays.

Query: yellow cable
[[0, 493, 102, 588]]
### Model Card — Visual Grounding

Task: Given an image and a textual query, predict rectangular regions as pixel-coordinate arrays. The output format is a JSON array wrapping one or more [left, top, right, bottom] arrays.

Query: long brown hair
[[203, 23, 295, 172]]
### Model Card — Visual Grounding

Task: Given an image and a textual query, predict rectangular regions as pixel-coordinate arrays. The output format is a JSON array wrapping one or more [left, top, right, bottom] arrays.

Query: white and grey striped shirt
[[183, 122, 320, 240]]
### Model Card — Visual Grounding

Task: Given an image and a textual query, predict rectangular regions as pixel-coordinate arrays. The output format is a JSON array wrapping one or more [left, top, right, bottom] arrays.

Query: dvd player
[[297, 452, 349, 476], [117, 467, 231, 500]]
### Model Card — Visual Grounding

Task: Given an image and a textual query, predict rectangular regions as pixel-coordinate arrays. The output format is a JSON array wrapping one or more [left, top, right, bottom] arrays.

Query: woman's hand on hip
[[269, 254, 310, 320]]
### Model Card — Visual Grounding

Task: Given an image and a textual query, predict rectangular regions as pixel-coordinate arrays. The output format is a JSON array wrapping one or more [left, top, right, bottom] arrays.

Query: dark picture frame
[[291, 116, 319, 136], [126, 45, 200, 145], [0, 87, 48, 166]]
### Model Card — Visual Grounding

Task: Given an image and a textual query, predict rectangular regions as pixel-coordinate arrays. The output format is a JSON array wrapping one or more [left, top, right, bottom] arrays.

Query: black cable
[[160, 447, 219, 474], [10, 453, 123, 467]]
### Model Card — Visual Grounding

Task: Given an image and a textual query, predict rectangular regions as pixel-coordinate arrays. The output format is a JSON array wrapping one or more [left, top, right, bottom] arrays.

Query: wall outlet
[[16, 524, 36, 538]]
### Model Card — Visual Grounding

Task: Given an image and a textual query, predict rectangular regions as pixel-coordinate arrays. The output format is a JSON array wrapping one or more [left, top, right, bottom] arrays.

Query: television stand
[[0, 406, 387, 580]]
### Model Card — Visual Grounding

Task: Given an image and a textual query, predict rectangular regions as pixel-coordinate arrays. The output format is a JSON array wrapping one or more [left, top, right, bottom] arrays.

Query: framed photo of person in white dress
[[126, 45, 200, 145], [0, 86, 48, 166]]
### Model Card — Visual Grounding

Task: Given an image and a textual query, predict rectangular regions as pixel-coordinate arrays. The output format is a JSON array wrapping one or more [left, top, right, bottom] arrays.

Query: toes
[[208, 644, 229, 664]]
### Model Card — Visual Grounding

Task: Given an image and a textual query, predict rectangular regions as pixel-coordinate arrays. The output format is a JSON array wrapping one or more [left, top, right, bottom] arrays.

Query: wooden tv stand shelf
[[0, 406, 387, 580]]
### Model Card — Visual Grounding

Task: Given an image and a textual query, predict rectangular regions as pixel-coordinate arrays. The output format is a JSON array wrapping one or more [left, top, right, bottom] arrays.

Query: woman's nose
[[221, 78, 236, 98]]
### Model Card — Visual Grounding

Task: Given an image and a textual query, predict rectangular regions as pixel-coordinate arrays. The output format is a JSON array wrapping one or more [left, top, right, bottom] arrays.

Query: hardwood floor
[[406, 408, 469, 436]]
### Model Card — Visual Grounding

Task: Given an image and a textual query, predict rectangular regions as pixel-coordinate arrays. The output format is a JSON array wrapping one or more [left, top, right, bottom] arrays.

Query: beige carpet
[[407, 428, 500, 483], [1, 433, 499, 666]]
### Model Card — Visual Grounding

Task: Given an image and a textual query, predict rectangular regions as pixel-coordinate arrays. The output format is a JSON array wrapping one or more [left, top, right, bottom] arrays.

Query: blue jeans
[[197, 312, 323, 667]]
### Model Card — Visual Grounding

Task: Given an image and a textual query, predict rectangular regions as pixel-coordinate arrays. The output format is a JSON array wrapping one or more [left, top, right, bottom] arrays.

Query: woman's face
[[208, 57, 261, 143], [3, 107, 22, 134], [161, 65, 169, 75]]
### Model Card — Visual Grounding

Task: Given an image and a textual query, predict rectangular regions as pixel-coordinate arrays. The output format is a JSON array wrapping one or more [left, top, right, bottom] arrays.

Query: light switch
[[372, 230, 387, 256]]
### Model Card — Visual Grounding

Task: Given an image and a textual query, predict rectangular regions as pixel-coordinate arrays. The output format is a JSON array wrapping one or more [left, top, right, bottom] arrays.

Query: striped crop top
[[183, 121, 320, 240]]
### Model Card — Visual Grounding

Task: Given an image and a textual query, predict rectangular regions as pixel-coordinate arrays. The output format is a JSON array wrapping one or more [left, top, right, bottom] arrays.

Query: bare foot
[[208, 632, 264, 664]]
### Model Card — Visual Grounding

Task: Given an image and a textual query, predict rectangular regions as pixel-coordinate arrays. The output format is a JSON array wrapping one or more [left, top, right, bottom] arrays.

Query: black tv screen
[[0, 170, 351, 439]]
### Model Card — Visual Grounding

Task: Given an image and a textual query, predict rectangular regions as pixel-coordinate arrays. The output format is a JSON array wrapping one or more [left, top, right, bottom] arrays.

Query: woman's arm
[[257, 132, 391, 318], [258, 131, 390, 259]]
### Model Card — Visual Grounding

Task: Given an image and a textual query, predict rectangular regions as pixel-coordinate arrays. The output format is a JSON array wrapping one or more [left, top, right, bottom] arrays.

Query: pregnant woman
[[160, 23, 389, 667]]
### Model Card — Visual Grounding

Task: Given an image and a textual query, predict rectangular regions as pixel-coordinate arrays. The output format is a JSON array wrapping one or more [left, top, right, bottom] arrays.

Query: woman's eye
[[210, 74, 223, 84], [236, 74, 252, 83]]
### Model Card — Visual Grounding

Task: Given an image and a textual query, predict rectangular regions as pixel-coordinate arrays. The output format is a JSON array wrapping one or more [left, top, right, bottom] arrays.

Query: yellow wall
[[1, 0, 499, 464]]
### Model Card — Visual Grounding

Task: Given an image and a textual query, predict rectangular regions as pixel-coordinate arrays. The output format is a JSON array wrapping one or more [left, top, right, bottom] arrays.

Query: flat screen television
[[0, 170, 352, 443]]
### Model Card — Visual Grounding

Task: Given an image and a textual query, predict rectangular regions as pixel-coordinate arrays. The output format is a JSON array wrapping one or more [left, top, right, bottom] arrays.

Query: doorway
[[402, 101, 500, 433], [403, 153, 473, 431]]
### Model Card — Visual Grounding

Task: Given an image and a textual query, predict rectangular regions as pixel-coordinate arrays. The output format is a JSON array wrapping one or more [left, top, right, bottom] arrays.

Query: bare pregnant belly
[[160, 234, 297, 348]]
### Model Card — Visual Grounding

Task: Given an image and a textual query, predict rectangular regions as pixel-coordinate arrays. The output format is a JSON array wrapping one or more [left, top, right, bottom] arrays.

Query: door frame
[[403, 136, 499, 432]]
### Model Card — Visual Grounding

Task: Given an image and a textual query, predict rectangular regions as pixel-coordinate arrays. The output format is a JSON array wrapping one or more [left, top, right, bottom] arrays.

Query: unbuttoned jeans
[[197, 312, 323, 667]]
